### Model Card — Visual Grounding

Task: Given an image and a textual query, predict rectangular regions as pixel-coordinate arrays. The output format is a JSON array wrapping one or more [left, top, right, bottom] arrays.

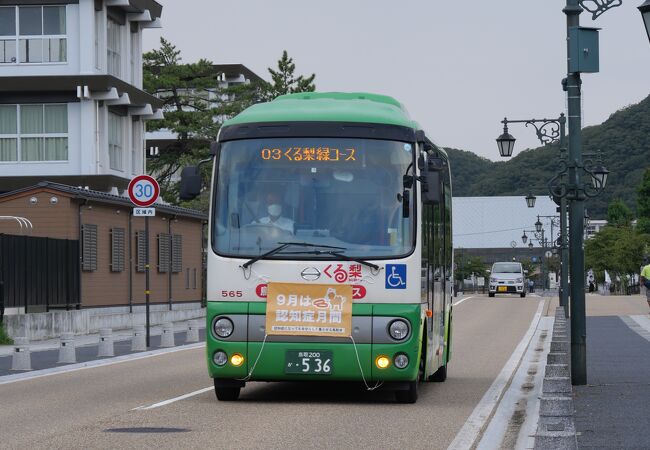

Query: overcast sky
[[143, 0, 650, 161]]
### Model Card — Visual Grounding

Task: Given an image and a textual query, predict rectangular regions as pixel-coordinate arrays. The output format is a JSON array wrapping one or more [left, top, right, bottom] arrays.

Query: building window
[[171, 234, 182, 273], [157, 232, 170, 273], [107, 18, 121, 77], [193, 268, 197, 289], [0, 6, 66, 64], [0, 105, 17, 161], [0, 104, 68, 162], [135, 230, 146, 272], [81, 224, 98, 272], [185, 268, 190, 289], [131, 118, 140, 175], [110, 227, 125, 272], [108, 112, 123, 171]]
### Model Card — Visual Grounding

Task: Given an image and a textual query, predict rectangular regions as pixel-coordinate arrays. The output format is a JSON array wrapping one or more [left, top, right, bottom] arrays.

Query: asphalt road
[[0, 295, 544, 450]]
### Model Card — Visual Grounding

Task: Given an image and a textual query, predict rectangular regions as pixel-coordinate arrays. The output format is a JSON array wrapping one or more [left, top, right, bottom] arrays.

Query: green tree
[[585, 225, 645, 292], [263, 50, 315, 100], [637, 168, 650, 234], [143, 38, 264, 206], [607, 198, 633, 227], [455, 255, 488, 281]]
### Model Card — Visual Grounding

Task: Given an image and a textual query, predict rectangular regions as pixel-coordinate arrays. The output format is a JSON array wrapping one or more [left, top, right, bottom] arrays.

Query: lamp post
[[560, 0, 617, 385], [496, 115, 570, 314], [522, 228, 548, 290], [537, 214, 563, 297], [498, 0, 619, 385]]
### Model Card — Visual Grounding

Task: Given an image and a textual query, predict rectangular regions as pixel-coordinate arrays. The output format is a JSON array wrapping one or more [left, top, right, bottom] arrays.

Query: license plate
[[285, 351, 333, 375], [498, 286, 508, 292]]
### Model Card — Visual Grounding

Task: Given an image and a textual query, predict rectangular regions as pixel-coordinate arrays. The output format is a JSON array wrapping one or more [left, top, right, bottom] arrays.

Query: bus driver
[[253, 191, 294, 233]]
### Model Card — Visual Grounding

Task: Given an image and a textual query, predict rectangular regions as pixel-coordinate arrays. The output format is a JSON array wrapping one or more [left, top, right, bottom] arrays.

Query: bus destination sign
[[260, 147, 357, 162]]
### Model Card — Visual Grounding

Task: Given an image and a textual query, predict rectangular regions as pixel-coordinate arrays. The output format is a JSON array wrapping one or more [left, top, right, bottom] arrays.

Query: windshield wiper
[[241, 242, 346, 270], [277, 249, 380, 272]]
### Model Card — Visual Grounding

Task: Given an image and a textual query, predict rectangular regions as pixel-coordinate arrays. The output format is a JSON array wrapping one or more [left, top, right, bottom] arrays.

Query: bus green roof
[[222, 92, 420, 130]]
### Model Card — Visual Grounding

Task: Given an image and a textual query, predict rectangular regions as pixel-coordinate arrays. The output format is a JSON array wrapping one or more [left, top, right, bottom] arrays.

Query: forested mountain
[[446, 94, 650, 217]]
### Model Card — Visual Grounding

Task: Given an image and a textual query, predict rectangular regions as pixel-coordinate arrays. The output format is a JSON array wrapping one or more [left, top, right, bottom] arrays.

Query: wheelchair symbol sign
[[385, 264, 407, 289]]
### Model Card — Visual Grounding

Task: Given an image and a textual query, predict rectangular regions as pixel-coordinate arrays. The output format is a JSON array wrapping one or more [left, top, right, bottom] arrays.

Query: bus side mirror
[[422, 171, 442, 204], [421, 156, 447, 204], [180, 166, 202, 200], [524, 270, 529, 275]]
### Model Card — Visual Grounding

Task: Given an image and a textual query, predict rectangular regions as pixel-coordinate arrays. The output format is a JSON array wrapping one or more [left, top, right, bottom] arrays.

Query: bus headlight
[[213, 317, 234, 338], [394, 353, 409, 369], [516, 278, 523, 283], [388, 319, 409, 340], [213, 351, 228, 366]]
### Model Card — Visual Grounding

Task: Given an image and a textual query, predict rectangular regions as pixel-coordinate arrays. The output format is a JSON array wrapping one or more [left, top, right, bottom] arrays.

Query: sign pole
[[127, 174, 159, 349], [145, 215, 150, 347]]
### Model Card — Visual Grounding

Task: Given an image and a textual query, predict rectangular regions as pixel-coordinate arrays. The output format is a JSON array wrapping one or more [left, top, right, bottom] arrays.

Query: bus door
[[432, 201, 444, 362]]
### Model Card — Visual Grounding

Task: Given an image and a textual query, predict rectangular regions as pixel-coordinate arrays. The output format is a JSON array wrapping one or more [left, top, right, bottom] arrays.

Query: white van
[[488, 261, 526, 298]]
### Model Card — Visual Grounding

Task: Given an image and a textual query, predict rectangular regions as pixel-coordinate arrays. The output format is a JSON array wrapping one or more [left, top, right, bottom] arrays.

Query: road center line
[[133, 387, 213, 410], [447, 300, 544, 450], [453, 296, 475, 307]]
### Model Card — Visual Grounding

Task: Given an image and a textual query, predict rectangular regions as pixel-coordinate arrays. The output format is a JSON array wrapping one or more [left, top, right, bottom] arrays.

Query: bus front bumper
[[206, 302, 423, 383]]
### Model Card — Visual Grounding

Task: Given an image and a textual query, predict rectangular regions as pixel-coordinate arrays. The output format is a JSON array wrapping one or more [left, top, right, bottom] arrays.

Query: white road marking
[[453, 296, 475, 307], [133, 387, 213, 410], [622, 315, 650, 343], [447, 300, 545, 450], [476, 316, 554, 450], [0, 343, 205, 386]]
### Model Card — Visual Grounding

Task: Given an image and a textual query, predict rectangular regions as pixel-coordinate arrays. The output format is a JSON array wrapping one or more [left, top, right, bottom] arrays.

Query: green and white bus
[[181, 92, 454, 403]]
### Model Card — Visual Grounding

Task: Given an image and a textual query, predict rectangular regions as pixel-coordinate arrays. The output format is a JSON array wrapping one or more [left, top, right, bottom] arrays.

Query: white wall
[[0, 4, 80, 76]]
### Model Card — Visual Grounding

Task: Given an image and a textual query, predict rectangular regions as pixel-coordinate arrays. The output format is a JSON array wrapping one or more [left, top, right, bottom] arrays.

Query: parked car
[[488, 262, 526, 298]]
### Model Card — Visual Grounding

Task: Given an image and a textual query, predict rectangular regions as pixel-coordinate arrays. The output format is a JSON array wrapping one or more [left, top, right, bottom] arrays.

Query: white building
[[585, 219, 607, 239], [0, 0, 163, 192]]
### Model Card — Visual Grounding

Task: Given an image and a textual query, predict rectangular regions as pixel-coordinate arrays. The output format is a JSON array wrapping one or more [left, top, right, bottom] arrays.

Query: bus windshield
[[212, 137, 415, 259]]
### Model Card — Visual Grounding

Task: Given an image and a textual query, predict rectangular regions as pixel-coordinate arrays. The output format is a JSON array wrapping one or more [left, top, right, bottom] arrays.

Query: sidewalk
[[0, 320, 206, 377], [573, 294, 650, 449]]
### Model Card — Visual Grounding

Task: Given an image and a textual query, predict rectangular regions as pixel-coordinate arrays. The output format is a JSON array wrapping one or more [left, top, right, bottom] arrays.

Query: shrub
[[0, 324, 13, 345]]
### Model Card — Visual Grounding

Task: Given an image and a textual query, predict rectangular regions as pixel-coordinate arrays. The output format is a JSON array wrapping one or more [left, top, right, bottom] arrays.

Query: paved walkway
[[574, 295, 650, 449]]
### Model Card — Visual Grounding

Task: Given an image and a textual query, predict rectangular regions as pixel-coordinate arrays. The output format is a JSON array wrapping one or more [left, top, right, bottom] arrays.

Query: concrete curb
[[534, 307, 578, 450], [0, 342, 205, 386]]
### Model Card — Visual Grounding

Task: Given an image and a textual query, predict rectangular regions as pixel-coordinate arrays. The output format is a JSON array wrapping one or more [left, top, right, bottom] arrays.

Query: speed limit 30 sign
[[128, 175, 160, 207]]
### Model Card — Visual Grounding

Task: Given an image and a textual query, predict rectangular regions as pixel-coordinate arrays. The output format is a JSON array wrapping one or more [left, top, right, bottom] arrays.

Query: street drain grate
[[105, 427, 190, 433]]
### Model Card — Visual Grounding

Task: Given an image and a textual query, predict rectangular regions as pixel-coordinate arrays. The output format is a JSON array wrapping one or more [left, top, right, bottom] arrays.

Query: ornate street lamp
[[535, 217, 543, 233], [640, 0, 650, 45], [528, 242, 534, 249], [522, 232, 528, 244], [590, 162, 610, 189], [525, 192, 537, 208], [496, 122, 516, 157]]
